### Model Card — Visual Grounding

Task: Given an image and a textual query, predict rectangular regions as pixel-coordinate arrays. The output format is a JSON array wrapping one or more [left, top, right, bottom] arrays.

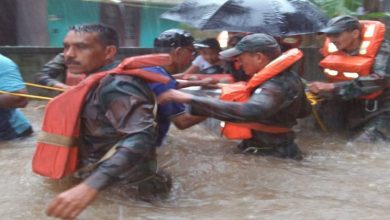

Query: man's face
[[237, 52, 262, 76], [327, 30, 359, 51], [63, 30, 111, 74], [199, 48, 219, 65], [175, 46, 196, 72]]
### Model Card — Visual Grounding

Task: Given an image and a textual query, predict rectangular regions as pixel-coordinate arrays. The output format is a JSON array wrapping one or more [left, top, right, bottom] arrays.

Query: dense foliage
[[309, 0, 389, 19]]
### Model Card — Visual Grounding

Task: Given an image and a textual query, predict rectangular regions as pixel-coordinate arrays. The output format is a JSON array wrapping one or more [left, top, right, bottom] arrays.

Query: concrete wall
[[140, 6, 180, 47], [16, 0, 48, 46]]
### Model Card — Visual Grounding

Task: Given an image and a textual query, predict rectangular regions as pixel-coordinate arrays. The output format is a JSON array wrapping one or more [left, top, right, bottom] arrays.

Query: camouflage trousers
[[316, 98, 390, 142]]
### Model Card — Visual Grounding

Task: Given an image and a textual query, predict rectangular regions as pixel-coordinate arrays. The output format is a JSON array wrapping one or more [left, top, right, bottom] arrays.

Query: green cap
[[320, 15, 360, 34], [220, 33, 280, 59]]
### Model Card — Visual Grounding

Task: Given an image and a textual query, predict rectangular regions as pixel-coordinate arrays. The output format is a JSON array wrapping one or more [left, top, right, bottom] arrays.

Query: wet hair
[[228, 35, 245, 47], [198, 38, 222, 51], [260, 46, 282, 61], [68, 23, 119, 48]]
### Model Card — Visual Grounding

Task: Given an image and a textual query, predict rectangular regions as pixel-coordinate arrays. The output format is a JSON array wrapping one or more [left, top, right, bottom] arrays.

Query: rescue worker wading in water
[[40, 24, 172, 219], [308, 15, 390, 142], [158, 33, 311, 160]]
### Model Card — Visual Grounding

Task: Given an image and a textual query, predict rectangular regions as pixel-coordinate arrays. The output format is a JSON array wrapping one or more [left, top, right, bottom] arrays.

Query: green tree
[[309, 0, 389, 19]]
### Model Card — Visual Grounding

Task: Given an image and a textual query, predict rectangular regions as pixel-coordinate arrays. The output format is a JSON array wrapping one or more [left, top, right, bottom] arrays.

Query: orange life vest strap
[[246, 48, 303, 91], [117, 53, 172, 69]]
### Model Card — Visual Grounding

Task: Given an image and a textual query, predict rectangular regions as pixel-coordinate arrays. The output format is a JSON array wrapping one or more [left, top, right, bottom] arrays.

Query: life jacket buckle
[[365, 100, 378, 112]]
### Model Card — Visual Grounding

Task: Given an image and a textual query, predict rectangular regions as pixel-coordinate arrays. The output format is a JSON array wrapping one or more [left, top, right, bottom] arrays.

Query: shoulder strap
[[246, 48, 303, 91]]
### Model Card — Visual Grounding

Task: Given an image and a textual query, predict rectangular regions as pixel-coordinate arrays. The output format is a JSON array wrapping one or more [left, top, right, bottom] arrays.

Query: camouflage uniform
[[79, 73, 170, 198], [318, 40, 390, 142], [34, 53, 66, 86], [188, 70, 311, 159]]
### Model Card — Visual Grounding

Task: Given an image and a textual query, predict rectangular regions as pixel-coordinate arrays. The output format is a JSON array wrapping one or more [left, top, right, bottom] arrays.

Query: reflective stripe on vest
[[324, 68, 360, 79]]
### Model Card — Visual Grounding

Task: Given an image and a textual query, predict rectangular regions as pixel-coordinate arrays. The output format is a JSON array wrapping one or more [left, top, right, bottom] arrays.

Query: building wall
[[0, 1, 17, 45], [16, 0, 48, 46], [139, 5, 180, 47], [1, 0, 180, 47], [47, 0, 100, 46]]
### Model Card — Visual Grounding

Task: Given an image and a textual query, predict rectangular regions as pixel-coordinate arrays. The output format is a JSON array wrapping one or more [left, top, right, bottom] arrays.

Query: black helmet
[[154, 29, 194, 48]]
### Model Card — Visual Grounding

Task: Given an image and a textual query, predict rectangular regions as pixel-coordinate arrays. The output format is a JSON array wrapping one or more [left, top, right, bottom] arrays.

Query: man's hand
[[308, 82, 335, 94], [46, 182, 98, 219], [199, 77, 219, 85], [157, 89, 193, 104], [199, 77, 220, 89]]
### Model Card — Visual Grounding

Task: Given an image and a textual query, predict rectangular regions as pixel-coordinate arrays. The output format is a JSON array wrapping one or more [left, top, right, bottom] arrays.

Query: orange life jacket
[[319, 20, 386, 99], [219, 48, 304, 139], [32, 54, 171, 180], [65, 72, 86, 86], [182, 73, 235, 83]]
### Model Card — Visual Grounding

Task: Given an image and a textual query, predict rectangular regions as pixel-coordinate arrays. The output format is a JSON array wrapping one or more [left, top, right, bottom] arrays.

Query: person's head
[[154, 29, 196, 73], [220, 33, 281, 76], [320, 15, 361, 52], [275, 35, 302, 51], [194, 38, 222, 65], [63, 23, 118, 74], [228, 35, 245, 48]]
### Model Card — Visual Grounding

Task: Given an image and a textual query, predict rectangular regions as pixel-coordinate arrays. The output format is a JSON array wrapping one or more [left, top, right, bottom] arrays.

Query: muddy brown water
[[1, 100, 390, 220]]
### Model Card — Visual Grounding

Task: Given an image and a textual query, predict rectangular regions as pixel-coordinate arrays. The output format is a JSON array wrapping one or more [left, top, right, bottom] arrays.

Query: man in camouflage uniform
[[46, 24, 170, 219], [158, 34, 311, 160], [34, 53, 68, 89], [308, 15, 390, 142]]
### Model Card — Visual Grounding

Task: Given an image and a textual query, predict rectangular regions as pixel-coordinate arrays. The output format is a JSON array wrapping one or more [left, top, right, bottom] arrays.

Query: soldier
[[158, 33, 311, 160], [42, 24, 170, 219], [34, 53, 69, 89], [308, 15, 390, 142]]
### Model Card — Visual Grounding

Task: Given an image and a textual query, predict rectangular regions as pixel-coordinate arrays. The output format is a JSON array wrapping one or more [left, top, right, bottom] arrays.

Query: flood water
[[1, 100, 390, 220]]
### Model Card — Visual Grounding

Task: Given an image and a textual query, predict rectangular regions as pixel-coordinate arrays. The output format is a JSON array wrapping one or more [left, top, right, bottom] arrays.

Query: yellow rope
[[0, 82, 65, 101], [305, 92, 328, 132], [0, 90, 52, 101], [24, 82, 65, 92], [305, 91, 323, 106], [310, 106, 328, 132]]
